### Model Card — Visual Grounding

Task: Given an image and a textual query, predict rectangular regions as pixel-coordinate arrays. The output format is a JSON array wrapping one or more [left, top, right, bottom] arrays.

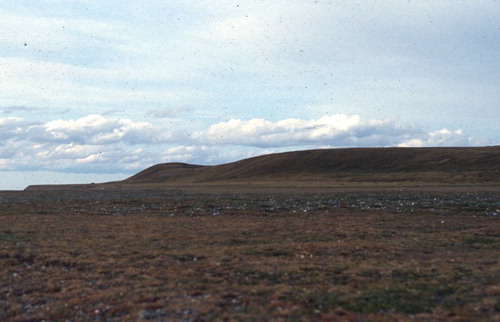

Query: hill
[[24, 146, 499, 191], [121, 146, 500, 187]]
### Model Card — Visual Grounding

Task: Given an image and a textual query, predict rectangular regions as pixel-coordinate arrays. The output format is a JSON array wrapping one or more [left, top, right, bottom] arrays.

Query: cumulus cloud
[[25, 114, 173, 145], [160, 145, 211, 163], [397, 129, 480, 147], [194, 114, 416, 148], [0, 141, 159, 173], [0, 114, 175, 172], [0, 113, 486, 174], [0, 117, 33, 140]]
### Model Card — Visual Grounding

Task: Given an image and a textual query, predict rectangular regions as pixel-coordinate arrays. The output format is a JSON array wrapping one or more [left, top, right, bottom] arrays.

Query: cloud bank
[[195, 115, 413, 147], [0, 113, 481, 173]]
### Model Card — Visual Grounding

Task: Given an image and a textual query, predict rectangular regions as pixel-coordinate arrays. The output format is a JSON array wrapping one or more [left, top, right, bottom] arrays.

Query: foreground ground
[[0, 188, 499, 321]]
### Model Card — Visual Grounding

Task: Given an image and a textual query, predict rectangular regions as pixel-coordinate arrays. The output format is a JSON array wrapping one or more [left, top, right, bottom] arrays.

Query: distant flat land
[[2, 147, 499, 320]]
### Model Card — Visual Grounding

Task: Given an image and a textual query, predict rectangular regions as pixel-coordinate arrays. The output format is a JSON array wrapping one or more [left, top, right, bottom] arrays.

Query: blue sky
[[1, 1, 499, 190]]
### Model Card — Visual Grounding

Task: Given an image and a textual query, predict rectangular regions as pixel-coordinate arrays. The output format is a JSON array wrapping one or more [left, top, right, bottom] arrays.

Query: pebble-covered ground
[[1, 189, 499, 217], [0, 189, 499, 320]]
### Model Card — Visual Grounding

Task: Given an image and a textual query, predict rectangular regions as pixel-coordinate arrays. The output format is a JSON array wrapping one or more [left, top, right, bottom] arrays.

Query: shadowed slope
[[123, 146, 500, 185], [24, 146, 499, 190], [125, 163, 207, 183]]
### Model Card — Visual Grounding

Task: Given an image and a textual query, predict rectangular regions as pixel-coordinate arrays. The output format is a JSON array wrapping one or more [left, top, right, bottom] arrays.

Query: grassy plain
[[1, 188, 499, 321]]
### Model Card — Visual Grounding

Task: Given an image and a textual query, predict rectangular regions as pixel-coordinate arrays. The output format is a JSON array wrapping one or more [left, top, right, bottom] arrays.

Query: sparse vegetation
[[0, 188, 499, 320]]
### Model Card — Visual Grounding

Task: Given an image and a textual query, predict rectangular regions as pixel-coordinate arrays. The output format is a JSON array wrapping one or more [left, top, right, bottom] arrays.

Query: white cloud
[[0, 117, 32, 140], [398, 129, 481, 147], [24, 114, 172, 145], [0, 114, 175, 172], [162, 146, 204, 163], [0, 116, 26, 127], [194, 114, 415, 148], [0, 141, 157, 173], [0, 112, 487, 175]]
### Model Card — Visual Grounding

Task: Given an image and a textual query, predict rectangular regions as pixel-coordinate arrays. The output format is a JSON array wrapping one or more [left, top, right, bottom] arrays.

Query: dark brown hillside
[[122, 146, 500, 186], [125, 162, 206, 183]]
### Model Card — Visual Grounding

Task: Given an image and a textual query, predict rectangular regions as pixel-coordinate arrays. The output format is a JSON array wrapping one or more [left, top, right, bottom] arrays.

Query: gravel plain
[[1, 188, 499, 321], [1, 189, 499, 217]]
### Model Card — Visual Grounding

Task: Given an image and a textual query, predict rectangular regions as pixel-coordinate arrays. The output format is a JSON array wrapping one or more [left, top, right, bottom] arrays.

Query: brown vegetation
[[122, 146, 500, 186], [24, 146, 500, 192], [1, 189, 499, 321], [7, 147, 500, 320]]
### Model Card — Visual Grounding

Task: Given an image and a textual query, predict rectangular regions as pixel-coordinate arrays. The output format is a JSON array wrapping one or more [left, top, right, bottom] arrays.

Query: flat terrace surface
[[1, 188, 499, 321]]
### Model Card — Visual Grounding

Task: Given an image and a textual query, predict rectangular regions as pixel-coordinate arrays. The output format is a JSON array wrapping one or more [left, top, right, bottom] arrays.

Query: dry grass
[[1, 189, 499, 321]]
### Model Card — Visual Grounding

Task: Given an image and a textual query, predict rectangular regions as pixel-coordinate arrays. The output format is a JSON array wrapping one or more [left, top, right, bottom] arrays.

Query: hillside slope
[[122, 146, 500, 186]]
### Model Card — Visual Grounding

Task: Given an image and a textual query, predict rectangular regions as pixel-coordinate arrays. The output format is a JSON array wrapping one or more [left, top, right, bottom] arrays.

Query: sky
[[1, 0, 499, 190]]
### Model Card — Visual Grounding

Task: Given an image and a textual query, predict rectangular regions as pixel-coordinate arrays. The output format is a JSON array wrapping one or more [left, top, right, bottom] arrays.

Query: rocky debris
[[0, 189, 498, 217], [138, 308, 167, 320]]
